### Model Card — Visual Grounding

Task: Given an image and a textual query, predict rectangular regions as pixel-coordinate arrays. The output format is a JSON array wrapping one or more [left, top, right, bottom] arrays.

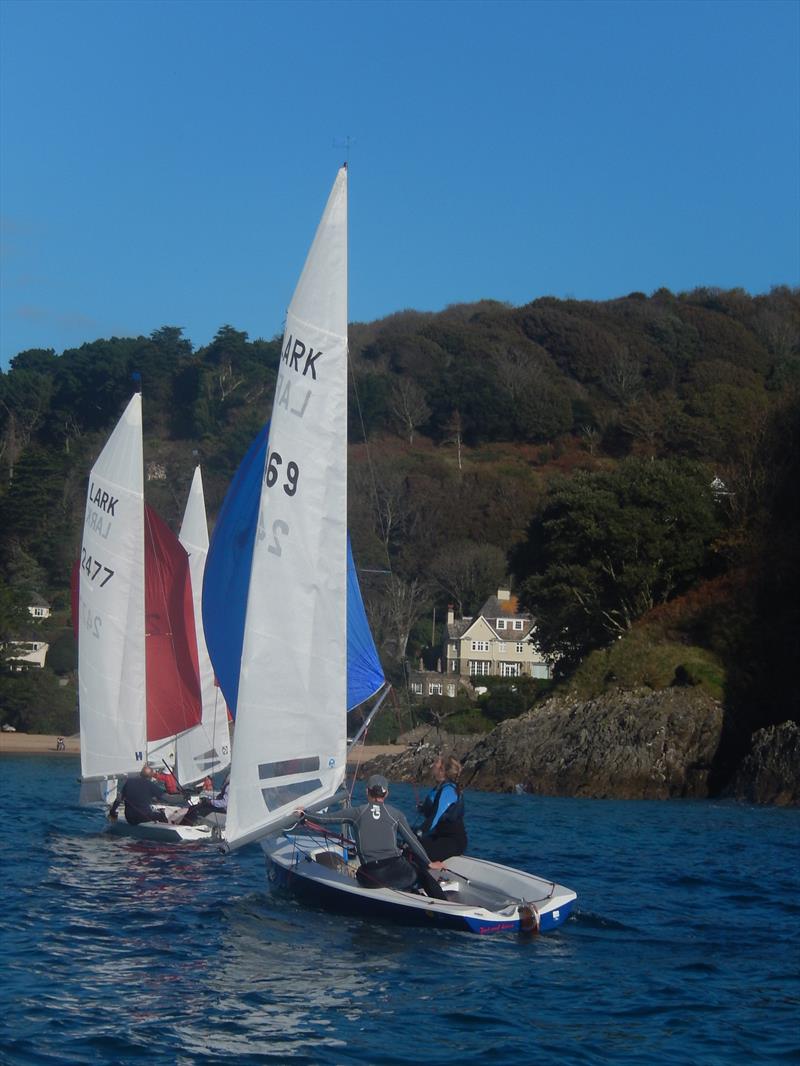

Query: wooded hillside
[[1, 286, 798, 783]]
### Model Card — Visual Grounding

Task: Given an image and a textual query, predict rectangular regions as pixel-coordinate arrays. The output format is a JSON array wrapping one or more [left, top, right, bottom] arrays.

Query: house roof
[[445, 592, 536, 641], [477, 592, 528, 619], [27, 593, 50, 608]]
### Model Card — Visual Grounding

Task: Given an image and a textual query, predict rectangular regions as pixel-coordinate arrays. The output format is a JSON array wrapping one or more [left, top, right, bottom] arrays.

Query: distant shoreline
[[0, 732, 405, 765]]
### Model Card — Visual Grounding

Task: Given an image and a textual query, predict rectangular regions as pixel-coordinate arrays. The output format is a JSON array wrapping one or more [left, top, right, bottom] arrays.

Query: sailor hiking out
[[297, 774, 447, 898]]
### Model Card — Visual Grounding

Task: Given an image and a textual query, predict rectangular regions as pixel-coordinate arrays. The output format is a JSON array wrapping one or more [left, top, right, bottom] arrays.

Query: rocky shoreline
[[4, 694, 797, 806], [358, 688, 800, 807]]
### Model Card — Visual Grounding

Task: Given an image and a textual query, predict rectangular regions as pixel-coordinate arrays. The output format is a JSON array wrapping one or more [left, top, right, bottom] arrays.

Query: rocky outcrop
[[356, 726, 482, 786], [361, 687, 725, 801], [728, 721, 800, 806], [460, 688, 723, 799]]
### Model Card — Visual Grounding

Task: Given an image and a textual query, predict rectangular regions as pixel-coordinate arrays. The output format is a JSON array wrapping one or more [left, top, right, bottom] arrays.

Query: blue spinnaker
[[203, 423, 385, 719], [202, 423, 268, 718], [347, 538, 386, 710]]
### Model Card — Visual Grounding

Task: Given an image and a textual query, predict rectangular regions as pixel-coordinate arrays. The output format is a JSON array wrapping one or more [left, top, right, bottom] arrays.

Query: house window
[[500, 662, 520, 677], [497, 642, 506, 653], [411, 682, 423, 695], [532, 663, 551, 679], [449, 659, 458, 672], [447, 684, 456, 697], [469, 660, 491, 676], [429, 682, 443, 695], [512, 620, 524, 631], [496, 619, 507, 630], [449, 643, 458, 655], [471, 640, 489, 652], [516, 642, 525, 654]]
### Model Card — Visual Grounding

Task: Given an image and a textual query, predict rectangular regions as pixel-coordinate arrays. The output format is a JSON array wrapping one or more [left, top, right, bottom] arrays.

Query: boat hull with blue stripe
[[262, 834, 576, 935]]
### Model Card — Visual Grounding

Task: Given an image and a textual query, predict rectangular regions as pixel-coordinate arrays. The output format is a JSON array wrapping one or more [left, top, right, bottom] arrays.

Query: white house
[[27, 594, 51, 620], [443, 589, 552, 681], [5, 640, 49, 670]]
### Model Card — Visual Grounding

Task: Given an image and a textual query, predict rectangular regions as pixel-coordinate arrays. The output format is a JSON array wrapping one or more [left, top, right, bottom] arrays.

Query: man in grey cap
[[297, 774, 446, 896]]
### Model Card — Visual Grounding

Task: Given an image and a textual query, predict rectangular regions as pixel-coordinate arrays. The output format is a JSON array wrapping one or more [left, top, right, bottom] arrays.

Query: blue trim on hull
[[265, 856, 573, 935]]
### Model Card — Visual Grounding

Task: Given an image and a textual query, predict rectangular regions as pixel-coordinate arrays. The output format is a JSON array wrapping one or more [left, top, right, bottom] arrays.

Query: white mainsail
[[78, 393, 147, 801], [171, 465, 231, 783], [225, 166, 349, 849]]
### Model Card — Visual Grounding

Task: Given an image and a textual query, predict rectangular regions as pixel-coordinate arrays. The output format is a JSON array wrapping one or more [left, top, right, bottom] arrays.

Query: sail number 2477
[[81, 547, 114, 587]]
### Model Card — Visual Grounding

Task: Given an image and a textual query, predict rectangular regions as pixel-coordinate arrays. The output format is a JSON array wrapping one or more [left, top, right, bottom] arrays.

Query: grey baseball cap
[[367, 774, 389, 793]]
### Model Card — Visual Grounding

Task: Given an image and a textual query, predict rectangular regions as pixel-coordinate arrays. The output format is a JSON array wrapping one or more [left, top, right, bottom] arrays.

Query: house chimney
[[497, 589, 510, 601], [447, 605, 454, 625]]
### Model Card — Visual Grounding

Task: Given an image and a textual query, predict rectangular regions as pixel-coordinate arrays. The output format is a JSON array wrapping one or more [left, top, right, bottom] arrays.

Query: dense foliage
[[1, 287, 798, 788]]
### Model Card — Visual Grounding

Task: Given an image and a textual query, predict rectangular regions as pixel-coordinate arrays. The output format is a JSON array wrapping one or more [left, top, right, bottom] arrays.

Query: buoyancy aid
[[419, 781, 465, 837]]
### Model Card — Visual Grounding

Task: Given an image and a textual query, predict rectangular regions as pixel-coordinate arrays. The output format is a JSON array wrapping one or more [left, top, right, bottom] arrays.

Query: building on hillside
[[443, 589, 552, 681], [4, 640, 49, 670], [27, 594, 51, 620], [407, 668, 470, 700]]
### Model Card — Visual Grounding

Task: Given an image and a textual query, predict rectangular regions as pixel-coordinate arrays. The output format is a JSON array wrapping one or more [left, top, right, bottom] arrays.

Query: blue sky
[[1, 0, 798, 367]]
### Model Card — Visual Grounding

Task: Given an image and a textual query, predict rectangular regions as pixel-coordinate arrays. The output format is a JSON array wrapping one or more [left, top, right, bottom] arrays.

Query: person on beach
[[296, 774, 447, 898], [108, 765, 174, 825], [415, 755, 467, 861]]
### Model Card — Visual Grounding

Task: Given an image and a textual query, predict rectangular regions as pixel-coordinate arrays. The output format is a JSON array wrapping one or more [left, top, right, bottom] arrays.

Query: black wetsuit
[[112, 776, 168, 825]]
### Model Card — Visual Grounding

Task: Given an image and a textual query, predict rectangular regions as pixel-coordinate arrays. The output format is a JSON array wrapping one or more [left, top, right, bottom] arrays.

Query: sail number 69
[[265, 451, 299, 497]]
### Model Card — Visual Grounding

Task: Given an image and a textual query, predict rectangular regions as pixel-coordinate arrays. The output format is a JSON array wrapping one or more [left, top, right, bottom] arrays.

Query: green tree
[[513, 458, 724, 668]]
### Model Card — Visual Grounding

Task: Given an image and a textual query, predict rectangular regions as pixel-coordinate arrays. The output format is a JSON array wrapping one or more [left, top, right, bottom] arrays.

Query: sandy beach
[[0, 732, 404, 765]]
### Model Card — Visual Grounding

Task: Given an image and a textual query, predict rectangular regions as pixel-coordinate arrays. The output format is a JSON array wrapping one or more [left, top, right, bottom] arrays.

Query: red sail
[[144, 504, 202, 741]]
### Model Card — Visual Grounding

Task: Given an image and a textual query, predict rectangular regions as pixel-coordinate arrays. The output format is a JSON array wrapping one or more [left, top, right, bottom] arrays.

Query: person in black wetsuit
[[180, 775, 229, 825], [108, 765, 170, 825], [416, 755, 467, 861], [296, 774, 447, 898]]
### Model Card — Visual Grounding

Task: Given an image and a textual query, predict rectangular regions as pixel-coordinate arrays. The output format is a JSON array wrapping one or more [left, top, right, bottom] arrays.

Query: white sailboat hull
[[262, 834, 576, 935], [106, 803, 221, 844]]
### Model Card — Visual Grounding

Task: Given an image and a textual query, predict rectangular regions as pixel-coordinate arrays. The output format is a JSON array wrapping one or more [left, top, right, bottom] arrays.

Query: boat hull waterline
[[262, 835, 576, 935]]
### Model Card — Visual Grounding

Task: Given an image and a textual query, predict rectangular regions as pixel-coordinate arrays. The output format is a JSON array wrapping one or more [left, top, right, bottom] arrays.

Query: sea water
[[0, 755, 798, 1066]]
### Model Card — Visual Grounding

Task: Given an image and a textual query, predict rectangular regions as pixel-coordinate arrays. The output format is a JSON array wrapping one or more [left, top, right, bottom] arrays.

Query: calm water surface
[[1, 755, 798, 1065]]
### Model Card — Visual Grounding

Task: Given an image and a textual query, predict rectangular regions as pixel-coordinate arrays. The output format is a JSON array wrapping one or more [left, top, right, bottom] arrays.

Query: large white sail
[[78, 393, 147, 799], [169, 465, 231, 784], [225, 166, 349, 849]]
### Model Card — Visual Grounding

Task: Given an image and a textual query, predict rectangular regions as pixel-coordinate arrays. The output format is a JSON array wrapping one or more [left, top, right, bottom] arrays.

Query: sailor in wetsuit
[[416, 755, 467, 861], [108, 765, 170, 825], [297, 774, 447, 897]]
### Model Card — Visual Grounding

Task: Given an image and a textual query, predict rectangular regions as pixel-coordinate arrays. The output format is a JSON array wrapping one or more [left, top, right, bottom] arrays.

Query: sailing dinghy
[[76, 393, 217, 843], [206, 166, 576, 932]]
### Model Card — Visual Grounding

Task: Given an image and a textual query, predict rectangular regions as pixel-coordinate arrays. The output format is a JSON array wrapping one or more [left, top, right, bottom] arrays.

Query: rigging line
[[347, 350, 393, 578], [347, 724, 370, 802]]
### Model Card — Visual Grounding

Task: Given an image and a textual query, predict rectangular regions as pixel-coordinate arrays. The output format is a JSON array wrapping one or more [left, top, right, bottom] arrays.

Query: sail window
[[261, 779, 322, 811], [259, 756, 320, 778]]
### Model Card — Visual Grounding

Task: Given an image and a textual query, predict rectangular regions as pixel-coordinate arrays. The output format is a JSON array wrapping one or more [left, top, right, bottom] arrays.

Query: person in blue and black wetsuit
[[416, 755, 467, 861]]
